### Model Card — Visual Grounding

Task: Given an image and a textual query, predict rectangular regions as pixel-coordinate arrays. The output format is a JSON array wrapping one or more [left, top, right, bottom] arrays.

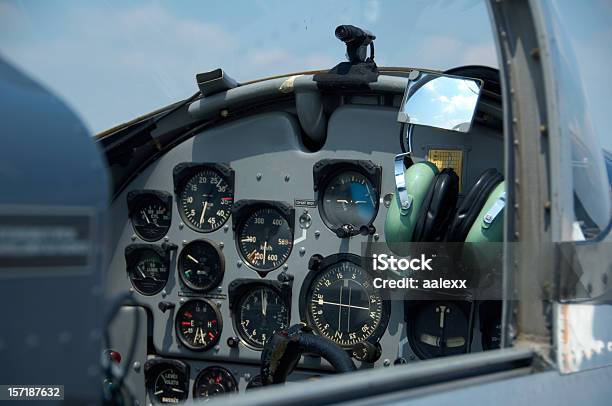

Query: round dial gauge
[[320, 171, 378, 230], [408, 301, 469, 359], [175, 299, 222, 351], [193, 366, 238, 400], [236, 207, 293, 272], [177, 240, 224, 292], [150, 367, 188, 404], [305, 260, 387, 348], [234, 286, 289, 349], [127, 248, 169, 296], [130, 194, 171, 242], [177, 168, 233, 233]]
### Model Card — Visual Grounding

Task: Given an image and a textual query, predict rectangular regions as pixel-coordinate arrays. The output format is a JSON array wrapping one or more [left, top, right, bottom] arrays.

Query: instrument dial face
[[177, 240, 224, 292], [178, 168, 233, 233], [235, 286, 289, 349], [193, 366, 238, 400], [320, 171, 378, 230], [130, 195, 171, 241], [305, 261, 386, 348], [175, 300, 222, 351], [127, 248, 169, 296], [408, 302, 469, 359], [236, 207, 293, 272], [150, 367, 188, 404]]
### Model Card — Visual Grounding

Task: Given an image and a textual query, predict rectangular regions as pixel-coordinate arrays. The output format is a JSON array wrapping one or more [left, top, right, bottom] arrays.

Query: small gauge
[[125, 245, 169, 296], [174, 163, 234, 233], [178, 239, 224, 292], [235, 204, 294, 272], [302, 257, 389, 348], [127, 190, 172, 242], [407, 301, 470, 359], [175, 299, 222, 351], [193, 366, 238, 400], [234, 285, 289, 349], [320, 171, 378, 231], [145, 359, 189, 405]]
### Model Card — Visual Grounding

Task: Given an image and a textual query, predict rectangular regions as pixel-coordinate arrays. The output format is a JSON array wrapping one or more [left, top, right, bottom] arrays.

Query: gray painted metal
[[0, 59, 110, 403]]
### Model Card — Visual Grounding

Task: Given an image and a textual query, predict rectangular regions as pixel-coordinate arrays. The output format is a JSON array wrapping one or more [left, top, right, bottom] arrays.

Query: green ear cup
[[465, 181, 505, 243], [385, 161, 438, 244]]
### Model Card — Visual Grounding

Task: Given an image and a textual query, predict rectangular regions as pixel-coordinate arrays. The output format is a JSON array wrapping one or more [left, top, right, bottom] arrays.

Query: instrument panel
[[106, 107, 504, 404]]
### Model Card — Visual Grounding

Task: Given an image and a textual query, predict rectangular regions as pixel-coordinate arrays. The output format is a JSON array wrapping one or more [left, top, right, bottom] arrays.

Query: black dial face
[[175, 300, 222, 351], [408, 302, 469, 359], [130, 194, 172, 241], [178, 168, 233, 233], [193, 366, 238, 400], [150, 367, 188, 404], [235, 286, 289, 349], [127, 248, 169, 296], [236, 207, 293, 272], [320, 171, 378, 230], [178, 240, 224, 292], [305, 261, 386, 348]]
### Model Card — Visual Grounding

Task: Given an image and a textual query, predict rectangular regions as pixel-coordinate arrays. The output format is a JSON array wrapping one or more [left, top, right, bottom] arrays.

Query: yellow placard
[[427, 149, 463, 191]]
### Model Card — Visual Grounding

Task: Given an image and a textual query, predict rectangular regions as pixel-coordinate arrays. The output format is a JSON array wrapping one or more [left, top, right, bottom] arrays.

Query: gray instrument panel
[[105, 104, 503, 398]]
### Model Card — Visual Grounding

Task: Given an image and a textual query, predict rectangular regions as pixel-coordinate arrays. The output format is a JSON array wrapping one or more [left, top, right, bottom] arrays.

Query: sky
[[0, 0, 497, 133]]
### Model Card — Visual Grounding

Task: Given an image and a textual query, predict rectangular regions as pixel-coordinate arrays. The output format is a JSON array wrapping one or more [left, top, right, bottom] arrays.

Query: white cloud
[[364, 0, 380, 23]]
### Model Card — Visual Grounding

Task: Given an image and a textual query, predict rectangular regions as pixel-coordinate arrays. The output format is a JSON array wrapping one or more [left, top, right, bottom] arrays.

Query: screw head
[[219, 242, 224, 249], [299, 247, 306, 256], [314, 230, 320, 238], [131, 234, 137, 241], [284, 174, 290, 182], [132, 361, 141, 372], [256, 173, 262, 181], [179, 223, 184, 230]]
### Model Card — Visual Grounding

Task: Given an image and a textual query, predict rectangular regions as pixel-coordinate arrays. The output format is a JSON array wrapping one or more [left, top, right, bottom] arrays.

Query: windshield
[[0, 0, 496, 133]]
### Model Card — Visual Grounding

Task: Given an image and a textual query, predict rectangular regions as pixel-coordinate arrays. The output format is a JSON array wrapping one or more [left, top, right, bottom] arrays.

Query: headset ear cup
[[446, 169, 504, 242], [385, 162, 438, 245], [412, 168, 459, 242]]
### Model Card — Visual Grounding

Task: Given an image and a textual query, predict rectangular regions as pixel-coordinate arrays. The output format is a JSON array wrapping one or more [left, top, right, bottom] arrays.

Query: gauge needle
[[317, 298, 369, 310], [262, 241, 268, 265], [136, 265, 147, 279], [171, 388, 184, 394], [187, 254, 199, 264], [262, 289, 267, 317], [154, 390, 163, 395], [366, 183, 375, 206], [141, 210, 151, 224], [199, 201, 208, 226]]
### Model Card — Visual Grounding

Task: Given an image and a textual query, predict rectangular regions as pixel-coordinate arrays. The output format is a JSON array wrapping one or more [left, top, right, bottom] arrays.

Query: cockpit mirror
[[398, 71, 483, 133]]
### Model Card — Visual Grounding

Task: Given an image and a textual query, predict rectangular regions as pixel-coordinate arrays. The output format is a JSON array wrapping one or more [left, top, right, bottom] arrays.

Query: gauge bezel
[[126, 189, 172, 242], [177, 239, 225, 292], [313, 159, 382, 236], [228, 279, 292, 350], [232, 200, 295, 274], [175, 299, 223, 351], [144, 358, 190, 405], [173, 162, 235, 233], [299, 253, 390, 350], [192, 366, 238, 400], [124, 243, 171, 296], [404, 299, 472, 360]]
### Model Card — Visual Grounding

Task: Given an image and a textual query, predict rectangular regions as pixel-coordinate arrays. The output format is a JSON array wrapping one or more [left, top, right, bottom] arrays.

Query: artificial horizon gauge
[[320, 171, 378, 230], [127, 190, 172, 242], [193, 366, 238, 400], [144, 359, 189, 405], [406, 301, 470, 359], [233, 201, 295, 273], [302, 255, 389, 349], [175, 299, 222, 351], [234, 285, 290, 349], [173, 163, 235, 233], [177, 239, 224, 292], [125, 244, 170, 296], [313, 159, 382, 237]]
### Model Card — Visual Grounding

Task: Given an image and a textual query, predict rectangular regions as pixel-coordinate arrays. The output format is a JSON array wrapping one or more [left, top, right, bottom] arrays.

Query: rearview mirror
[[398, 71, 483, 133]]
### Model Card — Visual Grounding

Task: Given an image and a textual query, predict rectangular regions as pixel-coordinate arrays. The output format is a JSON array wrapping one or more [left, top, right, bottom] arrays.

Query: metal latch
[[482, 191, 506, 229]]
